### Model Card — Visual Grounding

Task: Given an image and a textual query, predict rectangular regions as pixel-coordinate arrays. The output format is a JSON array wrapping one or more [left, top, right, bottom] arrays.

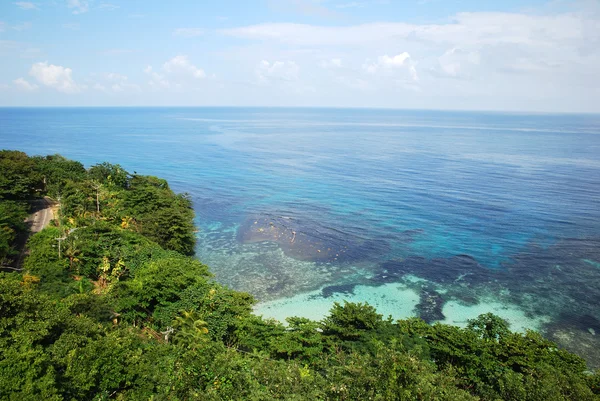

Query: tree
[[0, 150, 42, 200], [467, 312, 511, 341], [0, 201, 28, 264], [63, 236, 82, 273], [32, 154, 86, 197], [88, 162, 129, 189], [172, 310, 210, 349], [321, 301, 383, 341]]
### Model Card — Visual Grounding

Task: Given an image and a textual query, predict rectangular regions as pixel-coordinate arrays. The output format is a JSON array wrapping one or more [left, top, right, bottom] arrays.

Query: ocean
[[2, 107, 600, 364]]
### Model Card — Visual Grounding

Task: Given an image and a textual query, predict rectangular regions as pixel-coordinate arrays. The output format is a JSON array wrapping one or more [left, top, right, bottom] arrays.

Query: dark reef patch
[[560, 314, 600, 335], [236, 214, 389, 263], [372, 253, 497, 286], [546, 320, 600, 369], [415, 288, 446, 323], [321, 283, 357, 298], [502, 238, 600, 321]]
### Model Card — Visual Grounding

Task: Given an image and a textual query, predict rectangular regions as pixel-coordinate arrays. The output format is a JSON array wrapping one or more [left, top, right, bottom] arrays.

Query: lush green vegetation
[[0, 150, 195, 268], [1, 150, 599, 400]]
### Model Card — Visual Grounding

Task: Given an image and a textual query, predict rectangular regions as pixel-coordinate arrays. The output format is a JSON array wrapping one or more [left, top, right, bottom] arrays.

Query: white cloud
[[91, 72, 140, 94], [221, 12, 597, 48], [163, 55, 206, 79], [15, 2, 39, 10], [103, 72, 140, 92], [67, 0, 90, 14], [256, 60, 299, 83], [105, 72, 127, 82], [320, 58, 343, 69], [364, 53, 410, 71], [363, 52, 418, 81], [13, 77, 38, 91], [173, 28, 204, 38], [144, 65, 171, 88], [434, 47, 480, 78], [144, 57, 208, 90], [437, 48, 462, 77], [221, 9, 600, 103], [29, 61, 81, 93]]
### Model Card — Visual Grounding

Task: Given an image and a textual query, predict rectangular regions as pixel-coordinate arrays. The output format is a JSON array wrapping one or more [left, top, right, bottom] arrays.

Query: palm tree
[[64, 237, 81, 274], [172, 310, 209, 349]]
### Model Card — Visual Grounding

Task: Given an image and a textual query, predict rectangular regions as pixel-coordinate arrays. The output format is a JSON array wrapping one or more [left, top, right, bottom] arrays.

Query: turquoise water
[[2, 107, 600, 362]]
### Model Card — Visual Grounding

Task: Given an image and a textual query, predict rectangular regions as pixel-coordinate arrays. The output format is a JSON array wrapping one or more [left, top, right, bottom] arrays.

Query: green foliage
[[59, 221, 153, 278], [160, 283, 256, 344], [22, 227, 73, 297], [322, 340, 478, 400], [321, 300, 383, 341], [87, 162, 128, 189], [467, 311, 511, 341], [0, 201, 28, 263], [0, 273, 180, 400], [588, 370, 600, 395], [271, 317, 324, 362], [60, 179, 99, 220], [30, 154, 198, 255], [32, 154, 86, 198], [112, 255, 211, 325], [0, 150, 42, 200], [172, 310, 210, 349], [121, 176, 196, 255]]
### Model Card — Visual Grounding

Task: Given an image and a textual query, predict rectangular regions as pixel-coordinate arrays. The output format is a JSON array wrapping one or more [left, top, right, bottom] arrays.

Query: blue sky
[[1, 0, 599, 112]]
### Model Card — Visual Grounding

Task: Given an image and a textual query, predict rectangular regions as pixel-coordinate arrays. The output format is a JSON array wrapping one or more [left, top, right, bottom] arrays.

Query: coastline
[[254, 281, 550, 333]]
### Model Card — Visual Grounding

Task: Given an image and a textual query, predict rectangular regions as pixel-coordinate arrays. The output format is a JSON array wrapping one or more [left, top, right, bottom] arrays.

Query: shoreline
[[253, 280, 550, 333]]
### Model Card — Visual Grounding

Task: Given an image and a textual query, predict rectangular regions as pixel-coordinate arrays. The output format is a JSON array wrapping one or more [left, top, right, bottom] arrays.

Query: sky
[[0, 0, 599, 112]]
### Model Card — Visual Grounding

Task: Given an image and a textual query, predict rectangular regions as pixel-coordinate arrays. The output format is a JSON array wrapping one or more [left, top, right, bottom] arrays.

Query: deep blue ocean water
[[2, 107, 600, 361]]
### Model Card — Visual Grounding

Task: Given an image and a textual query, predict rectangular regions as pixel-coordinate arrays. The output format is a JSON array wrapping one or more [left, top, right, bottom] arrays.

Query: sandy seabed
[[255, 282, 549, 333]]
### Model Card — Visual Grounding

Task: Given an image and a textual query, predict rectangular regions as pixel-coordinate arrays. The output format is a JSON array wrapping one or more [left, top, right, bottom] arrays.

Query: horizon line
[[0, 105, 598, 116]]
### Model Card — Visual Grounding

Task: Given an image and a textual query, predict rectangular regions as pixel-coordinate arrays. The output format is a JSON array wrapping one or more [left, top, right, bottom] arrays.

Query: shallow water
[[2, 107, 600, 365]]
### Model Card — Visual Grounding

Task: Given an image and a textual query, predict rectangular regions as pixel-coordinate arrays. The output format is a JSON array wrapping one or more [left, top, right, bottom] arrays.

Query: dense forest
[[1, 149, 599, 400]]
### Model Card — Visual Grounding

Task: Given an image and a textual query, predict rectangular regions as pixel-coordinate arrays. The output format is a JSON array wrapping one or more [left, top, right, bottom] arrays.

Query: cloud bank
[[29, 62, 81, 93]]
